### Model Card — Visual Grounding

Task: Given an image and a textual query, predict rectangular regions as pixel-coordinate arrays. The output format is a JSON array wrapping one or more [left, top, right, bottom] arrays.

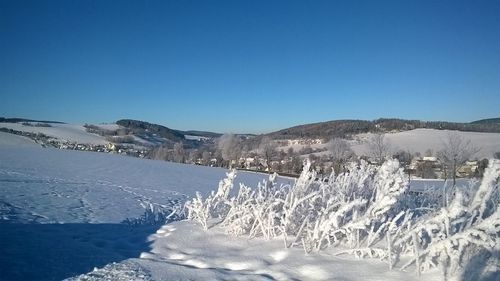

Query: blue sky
[[1, 1, 499, 133]]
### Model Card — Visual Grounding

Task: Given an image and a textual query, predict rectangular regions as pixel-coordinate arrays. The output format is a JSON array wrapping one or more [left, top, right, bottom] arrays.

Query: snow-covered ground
[[0, 137, 289, 224], [353, 129, 500, 159], [1, 133, 486, 281], [184, 135, 211, 141], [0, 134, 293, 280], [0, 131, 39, 147], [278, 128, 500, 159], [94, 221, 439, 281], [0, 122, 108, 145], [409, 178, 477, 193]]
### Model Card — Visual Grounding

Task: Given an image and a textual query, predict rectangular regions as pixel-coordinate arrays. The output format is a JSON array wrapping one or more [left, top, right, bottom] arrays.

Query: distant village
[[210, 152, 486, 180]]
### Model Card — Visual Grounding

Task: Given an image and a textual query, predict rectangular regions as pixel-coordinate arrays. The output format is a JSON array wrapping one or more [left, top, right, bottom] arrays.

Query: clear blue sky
[[1, 1, 499, 133]]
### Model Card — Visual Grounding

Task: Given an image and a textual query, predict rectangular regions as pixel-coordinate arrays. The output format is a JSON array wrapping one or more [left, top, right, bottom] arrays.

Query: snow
[[353, 129, 500, 159], [2, 134, 491, 281], [0, 122, 108, 144], [105, 221, 440, 281], [277, 129, 500, 159], [278, 141, 326, 152], [94, 123, 121, 131], [0, 131, 39, 147], [0, 141, 293, 280], [409, 178, 477, 193], [64, 221, 442, 281], [184, 135, 210, 141], [0, 145, 289, 224]]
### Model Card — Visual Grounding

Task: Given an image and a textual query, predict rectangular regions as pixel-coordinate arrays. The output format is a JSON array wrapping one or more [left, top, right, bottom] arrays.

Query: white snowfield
[[0, 131, 39, 147], [0, 133, 473, 281], [279, 128, 500, 159], [353, 129, 500, 159], [125, 221, 439, 281], [0, 122, 108, 145]]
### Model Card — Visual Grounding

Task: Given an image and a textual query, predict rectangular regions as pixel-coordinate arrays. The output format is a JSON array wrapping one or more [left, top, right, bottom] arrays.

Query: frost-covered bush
[[396, 159, 500, 277], [185, 159, 408, 252], [123, 201, 183, 226], [184, 159, 500, 278], [185, 169, 237, 230]]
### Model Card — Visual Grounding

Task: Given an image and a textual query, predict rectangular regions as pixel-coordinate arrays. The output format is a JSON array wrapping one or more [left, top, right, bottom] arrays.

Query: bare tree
[[202, 151, 211, 165], [150, 145, 169, 160], [394, 149, 414, 181], [367, 133, 391, 164], [173, 142, 185, 163], [438, 132, 480, 186], [217, 134, 242, 168], [327, 138, 354, 173], [188, 149, 200, 164], [283, 153, 302, 174], [259, 137, 278, 171]]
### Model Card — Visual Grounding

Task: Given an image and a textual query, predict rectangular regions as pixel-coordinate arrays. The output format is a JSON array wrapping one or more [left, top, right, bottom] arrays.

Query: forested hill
[[116, 119, 186, 142], [0, 117, 65, 124], [471, 118, 500, 125], [115, 119, 222, 140], [265, 118, 500, 140]]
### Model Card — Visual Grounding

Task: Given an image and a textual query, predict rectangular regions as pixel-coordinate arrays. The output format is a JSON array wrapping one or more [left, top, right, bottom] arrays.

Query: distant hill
[[264, 118, 500, 140], [0, 117, 65, 124], [4, 116, 500, 143], [116, 119, 222, 140], [267, 120, 373, 139], [471, 118, 500, 125], [177, 130, 222, 138], [116, 119, 185, 142]]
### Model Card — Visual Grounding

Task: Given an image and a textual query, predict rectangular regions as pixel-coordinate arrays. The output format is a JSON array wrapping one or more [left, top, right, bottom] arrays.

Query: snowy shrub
[[327, 159, 409, 257], [397, 159, 500, 277], [185, 169, 237, 230], [185, 159, 500, 278], [123, 201, 184, 226], [186, 159, 408, 253]]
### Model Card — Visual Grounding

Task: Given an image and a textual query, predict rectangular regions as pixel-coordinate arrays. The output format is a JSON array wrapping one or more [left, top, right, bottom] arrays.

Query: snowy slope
[[0, 142, 293, 280], [99, 221, 439, 281], [353, 129, 500, 158], [0, 122, 108, 144], [0, 145, 288, 224], [0, 131, 39, 147], [278, 129, 500, 159]]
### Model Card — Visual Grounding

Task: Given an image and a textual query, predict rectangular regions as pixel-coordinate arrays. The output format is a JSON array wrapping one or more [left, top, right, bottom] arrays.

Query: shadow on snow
[[0, 222, 159, 281]]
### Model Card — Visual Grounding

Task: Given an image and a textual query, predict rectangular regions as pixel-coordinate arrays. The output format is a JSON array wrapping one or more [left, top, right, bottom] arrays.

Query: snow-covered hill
[[279, 128, 500, 159], [353, 129, 500, 159], [0, 122, 108, 145]]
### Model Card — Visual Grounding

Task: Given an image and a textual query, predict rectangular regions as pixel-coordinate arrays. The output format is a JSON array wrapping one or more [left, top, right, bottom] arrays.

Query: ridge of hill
[[471, 117, 500, 124], [0, 117, 65, 124], [265, 118, 500, 140], [116, 119, 186, 142]]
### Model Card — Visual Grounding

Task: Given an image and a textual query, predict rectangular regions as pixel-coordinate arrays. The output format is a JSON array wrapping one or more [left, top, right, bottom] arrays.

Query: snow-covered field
[[278, 129, 500, 159], [0, 133, 293, 280], [1, 132, 496, 281], [0, 122, 108, 145], [353, 129, 500, 159]]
